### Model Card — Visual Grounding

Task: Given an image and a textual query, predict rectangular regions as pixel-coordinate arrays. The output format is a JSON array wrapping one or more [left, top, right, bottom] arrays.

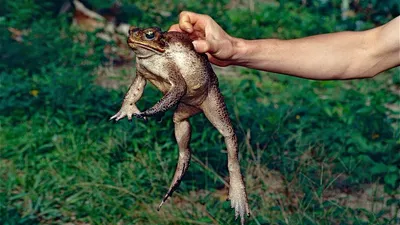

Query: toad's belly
[[148, 75, 210, 106]]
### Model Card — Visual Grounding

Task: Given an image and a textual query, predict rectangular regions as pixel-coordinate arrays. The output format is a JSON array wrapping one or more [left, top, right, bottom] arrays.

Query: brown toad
[[110, 27, 250, 224]]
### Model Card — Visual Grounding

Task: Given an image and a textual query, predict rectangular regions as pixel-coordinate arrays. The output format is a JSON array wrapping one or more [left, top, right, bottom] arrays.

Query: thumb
[[192, 40, 219, 54], [192, 40, 208, 53]]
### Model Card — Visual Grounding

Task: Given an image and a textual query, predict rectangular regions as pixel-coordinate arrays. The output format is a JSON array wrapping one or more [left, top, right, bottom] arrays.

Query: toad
[[110, 27, 250, 224]]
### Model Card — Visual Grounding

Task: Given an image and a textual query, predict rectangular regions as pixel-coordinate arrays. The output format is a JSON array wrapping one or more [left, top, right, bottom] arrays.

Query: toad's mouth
[[127, 40, 165, 53]]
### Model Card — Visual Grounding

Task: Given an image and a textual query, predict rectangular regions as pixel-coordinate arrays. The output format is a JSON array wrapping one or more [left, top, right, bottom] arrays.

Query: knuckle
[[202, 14, 213, 22], [179, 11, 188, 18]]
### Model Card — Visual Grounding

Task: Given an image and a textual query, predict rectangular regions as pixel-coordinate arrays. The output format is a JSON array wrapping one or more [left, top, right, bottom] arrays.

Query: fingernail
[[192, 40, 207, 53], [192, 41, 198, 49], [192, 41, 203, 52]]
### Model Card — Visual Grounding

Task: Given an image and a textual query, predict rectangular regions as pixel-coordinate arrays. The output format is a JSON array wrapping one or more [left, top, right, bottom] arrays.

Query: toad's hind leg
[[157, 103, 201, 210], [200, 86, 250, 225]]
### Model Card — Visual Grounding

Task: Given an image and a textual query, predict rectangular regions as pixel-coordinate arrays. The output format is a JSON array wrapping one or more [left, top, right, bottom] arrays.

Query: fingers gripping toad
[[111, 26, 250, 224]]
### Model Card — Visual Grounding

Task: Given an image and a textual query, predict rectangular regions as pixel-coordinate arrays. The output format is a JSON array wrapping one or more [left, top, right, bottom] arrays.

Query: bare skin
[[110, 27, 250, 224], [169, 12, 400, 80]]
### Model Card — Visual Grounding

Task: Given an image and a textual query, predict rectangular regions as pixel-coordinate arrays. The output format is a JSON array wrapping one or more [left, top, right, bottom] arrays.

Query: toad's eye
[[145, 31, 155, 40]]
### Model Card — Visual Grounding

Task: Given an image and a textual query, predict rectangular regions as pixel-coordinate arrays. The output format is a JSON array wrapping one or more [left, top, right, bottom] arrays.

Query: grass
[[1, 72, 398, 224], [1, 0, 399, 224]]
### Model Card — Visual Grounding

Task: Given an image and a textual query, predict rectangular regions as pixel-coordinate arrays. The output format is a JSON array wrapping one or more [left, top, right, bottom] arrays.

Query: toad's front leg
[[140, 74, 187, 117], [110, 71, 146, 121], [158, 103, 201, 210], [200, 86, 250, 225]]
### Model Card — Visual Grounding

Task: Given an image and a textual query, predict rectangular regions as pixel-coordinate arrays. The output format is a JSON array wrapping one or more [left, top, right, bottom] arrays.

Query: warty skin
[[110, 26, 250, 224]]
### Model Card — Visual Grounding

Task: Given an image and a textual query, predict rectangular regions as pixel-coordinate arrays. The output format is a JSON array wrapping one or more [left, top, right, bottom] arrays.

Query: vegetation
[[1, 0, 399, 224]]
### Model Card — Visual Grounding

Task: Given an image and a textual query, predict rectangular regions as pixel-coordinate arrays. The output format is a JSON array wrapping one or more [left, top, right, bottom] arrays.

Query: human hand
[[169, 11, 241, 66]]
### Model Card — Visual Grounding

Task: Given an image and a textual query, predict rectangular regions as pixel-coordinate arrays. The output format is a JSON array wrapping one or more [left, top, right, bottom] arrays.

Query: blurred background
[[1, 0, 399, 224]]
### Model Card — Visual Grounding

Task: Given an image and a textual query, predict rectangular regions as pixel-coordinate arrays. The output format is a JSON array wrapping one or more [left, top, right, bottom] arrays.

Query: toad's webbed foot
[[229, 176, 250, 225], [157, 148, 191, 210]]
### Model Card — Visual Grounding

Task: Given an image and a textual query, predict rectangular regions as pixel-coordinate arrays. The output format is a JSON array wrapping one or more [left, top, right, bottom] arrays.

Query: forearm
[[232, 17, 400, 80], [232, 34, 368, 80]]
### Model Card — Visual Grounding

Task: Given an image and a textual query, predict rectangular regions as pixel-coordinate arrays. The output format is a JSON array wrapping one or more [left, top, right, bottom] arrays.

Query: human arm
[[169, 12, 400, 80]]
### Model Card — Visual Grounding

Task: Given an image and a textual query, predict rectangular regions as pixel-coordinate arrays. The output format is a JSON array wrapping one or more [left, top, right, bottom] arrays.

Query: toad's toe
[[229, 181, 250, 224]]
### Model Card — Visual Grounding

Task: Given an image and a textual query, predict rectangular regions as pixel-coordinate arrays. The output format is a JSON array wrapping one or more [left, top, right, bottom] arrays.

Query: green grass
[[1, 0, 399, 224]]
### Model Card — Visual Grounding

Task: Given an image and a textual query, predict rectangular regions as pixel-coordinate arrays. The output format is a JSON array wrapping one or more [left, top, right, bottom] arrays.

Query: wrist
[[230, 38, 283, 70], [230, 37, 251, 66]]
